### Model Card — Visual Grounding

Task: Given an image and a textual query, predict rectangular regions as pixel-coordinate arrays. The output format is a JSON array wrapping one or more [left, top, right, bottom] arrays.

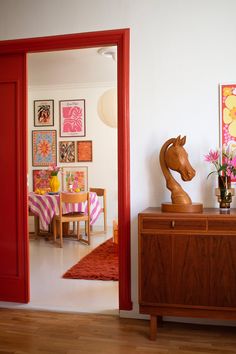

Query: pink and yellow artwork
[[221, 84, 236, 182], [62, 167, 88, 192], [32, 130, 57, 166], [59, 100, 86, 137]]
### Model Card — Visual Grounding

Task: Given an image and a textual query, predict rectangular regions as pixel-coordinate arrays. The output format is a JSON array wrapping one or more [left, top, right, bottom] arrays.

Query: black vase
[[218, 175, 232, 209]]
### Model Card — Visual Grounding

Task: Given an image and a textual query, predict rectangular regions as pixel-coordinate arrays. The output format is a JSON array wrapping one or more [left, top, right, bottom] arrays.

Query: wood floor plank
[[0, 309, 236, 353]]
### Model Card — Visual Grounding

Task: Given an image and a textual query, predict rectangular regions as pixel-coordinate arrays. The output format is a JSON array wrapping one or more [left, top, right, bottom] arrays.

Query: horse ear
[[173, 135, 181, 146], [180, 136, 186, 146]]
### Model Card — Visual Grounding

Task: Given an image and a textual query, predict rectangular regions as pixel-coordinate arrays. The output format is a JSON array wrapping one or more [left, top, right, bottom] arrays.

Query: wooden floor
[[0, 309, 236, 354]]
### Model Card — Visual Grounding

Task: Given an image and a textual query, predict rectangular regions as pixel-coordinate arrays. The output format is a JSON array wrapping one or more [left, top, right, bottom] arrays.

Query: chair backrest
[[59, 192, 90, 217], [89, 188, 106, 211]]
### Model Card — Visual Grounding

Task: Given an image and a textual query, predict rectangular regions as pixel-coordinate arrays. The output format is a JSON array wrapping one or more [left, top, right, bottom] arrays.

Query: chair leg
[[34, 216, 39, 238], [87, 221, 90, 245], [104, 211, 107, 233], [53, 218, 57, 242], [59, 222, 63, 248], [77, 222, 80, 240]]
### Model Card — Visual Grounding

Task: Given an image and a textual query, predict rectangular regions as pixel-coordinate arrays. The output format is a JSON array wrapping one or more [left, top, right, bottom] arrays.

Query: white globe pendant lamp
[[97, 88, 117, 128]]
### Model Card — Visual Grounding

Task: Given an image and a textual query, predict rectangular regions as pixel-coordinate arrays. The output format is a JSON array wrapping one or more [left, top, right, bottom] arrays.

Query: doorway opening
[[28, 47, 118, 313]]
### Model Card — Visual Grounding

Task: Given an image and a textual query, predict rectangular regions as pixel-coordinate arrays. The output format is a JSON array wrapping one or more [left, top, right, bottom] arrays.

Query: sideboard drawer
[[208, 219, 236, 232], [141, 217, 207, 232]]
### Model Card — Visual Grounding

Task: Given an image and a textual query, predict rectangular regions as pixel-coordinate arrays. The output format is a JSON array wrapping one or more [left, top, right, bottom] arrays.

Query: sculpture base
[[161, 202, 203, 213]]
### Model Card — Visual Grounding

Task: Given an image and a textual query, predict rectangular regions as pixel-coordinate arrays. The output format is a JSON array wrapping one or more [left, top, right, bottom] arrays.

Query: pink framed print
[[62, 166, 88, 192], [32, 130, 57, 166], [32, 169, 51, 192], [59, 99, 86, 137], [220, 84, 236, 182]]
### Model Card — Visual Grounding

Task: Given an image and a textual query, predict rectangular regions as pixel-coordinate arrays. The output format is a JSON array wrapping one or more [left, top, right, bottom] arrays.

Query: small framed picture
[[59, 99, 86, 137], [59, 141, 75, 163], [34, 100, 54, 126], [32, 130, 57, 166], [62, 166, 88, 192], [77, 140, 93, 162], [32, 169, 51, 192]]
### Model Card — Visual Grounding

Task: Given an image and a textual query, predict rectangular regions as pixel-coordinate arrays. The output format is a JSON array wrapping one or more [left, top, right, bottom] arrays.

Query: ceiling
[[28, 47, 117, 86]]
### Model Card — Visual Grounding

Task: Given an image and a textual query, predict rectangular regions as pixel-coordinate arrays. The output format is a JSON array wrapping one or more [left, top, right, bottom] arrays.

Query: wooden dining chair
[[89, 188, 107, 234], [53, 192, 90, 248]]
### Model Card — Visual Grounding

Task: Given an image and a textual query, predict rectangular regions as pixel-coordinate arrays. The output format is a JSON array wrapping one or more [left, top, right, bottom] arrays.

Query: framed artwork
[[59, 99, 86, 137], [32, 169, 51, 192], [59, 141, 75, 163], [62, 166, 88, 192], [77, 140, 93, 162], [220, 84, 236, 182], [32, 130, 57, 166], [34, 100, 54, 126]]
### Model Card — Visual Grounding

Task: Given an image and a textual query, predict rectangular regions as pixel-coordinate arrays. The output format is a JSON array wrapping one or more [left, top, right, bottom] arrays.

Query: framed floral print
[[32, 130, 57, 166], [34, 100, 54, 126], [62, 166, 88, 192], [59, 99, 86, 137], [32, 169, 51, 192], [77, 140, 93, 162], [59, 141, 75, 163], [220, 84, 236, 182]]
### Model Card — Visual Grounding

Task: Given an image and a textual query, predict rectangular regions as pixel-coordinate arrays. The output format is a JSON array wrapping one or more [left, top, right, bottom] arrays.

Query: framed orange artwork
[[220, 84, 236, 182], [77, 140, 93, 162]]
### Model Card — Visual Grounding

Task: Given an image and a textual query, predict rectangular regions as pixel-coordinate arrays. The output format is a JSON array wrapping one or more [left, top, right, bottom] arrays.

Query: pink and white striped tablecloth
[[28, 192, 101, 230]]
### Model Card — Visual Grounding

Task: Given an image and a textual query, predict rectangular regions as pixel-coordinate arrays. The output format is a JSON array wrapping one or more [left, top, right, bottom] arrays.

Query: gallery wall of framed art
[[27, 84, 118, 226]]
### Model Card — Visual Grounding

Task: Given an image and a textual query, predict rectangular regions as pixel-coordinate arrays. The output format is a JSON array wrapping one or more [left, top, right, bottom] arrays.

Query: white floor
[[0, 227, 119, 314]]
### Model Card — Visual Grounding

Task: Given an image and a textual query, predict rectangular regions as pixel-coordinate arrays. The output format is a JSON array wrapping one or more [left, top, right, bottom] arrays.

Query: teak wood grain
[[138, 208, 236, 340]]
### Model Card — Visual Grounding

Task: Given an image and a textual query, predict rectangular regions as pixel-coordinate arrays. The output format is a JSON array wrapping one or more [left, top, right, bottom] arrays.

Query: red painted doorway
[[0, 29, 131, 311]]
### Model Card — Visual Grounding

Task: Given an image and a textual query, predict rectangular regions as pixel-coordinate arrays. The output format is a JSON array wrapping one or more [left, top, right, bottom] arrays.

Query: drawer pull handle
[[171, 220, 175, 228]]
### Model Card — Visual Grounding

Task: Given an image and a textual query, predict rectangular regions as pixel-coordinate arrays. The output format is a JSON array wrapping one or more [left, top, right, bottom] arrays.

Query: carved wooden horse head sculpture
[[159, 135, 195, 204]]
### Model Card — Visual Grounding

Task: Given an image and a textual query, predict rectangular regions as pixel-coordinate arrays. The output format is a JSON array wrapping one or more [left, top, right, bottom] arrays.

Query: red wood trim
[[0, 28, 132, 310], [0, 29, 129, 53]]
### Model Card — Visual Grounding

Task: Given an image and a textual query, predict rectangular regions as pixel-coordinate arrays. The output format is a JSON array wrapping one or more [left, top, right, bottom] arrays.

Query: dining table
[[28, 191, 102, 231]]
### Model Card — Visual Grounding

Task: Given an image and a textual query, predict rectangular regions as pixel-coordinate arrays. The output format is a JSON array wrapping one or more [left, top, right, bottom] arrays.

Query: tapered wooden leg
[[59, 222, 63, 248], [150, 315, 157, 340], [53, 218, 57, 242]]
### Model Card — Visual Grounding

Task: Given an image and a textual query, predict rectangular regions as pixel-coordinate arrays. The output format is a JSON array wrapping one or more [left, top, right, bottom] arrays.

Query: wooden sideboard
[[138, 208, 236, 340]]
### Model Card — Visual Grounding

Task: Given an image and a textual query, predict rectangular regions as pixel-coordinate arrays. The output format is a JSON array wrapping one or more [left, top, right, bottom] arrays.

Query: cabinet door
[[172, 235, 210, 306], [140, 233, 172, 304], [210, 235, 236, 307]]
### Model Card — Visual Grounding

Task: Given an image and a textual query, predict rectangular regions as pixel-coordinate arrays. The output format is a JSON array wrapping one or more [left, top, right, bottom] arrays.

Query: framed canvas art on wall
[[32, 169, 51, 192], [62, 166, 88, 192], [59, 141, 75, 163], [34, 100, 54, 126], [32, 130, 57, 166], [220, 84, 236, 182], [77, 140, 93, 162], [59, 99, 86, 137]]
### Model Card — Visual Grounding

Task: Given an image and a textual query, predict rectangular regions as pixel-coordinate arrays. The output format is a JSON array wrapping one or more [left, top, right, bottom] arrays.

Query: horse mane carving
[[159, 135, 195, 205]]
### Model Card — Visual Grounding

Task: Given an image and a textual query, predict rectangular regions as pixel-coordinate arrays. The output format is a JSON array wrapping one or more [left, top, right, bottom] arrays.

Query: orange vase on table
[[50, 175, 60, 193]]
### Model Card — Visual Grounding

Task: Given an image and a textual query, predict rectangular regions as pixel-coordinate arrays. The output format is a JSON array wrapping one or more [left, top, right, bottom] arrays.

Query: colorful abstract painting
[[77, 141, 93, 162], [59, 99, 86, 137], [33, 169, 51, 191], [62, 166, 88, 192], [220, 84, 236, 182], [59, 141, 75, 163], [32, 130, 57, 166]]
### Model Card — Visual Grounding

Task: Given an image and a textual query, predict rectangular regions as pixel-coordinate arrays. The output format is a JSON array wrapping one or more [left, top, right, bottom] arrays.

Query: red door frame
[[0, 28, 132, 311]]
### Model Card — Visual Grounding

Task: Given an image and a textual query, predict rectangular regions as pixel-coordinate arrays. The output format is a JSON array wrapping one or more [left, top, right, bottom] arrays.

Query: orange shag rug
[[62, 238, 118, 281]]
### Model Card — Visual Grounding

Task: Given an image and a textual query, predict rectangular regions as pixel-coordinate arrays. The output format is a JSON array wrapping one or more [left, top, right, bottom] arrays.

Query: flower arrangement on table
[[48, 164, 61, 176], [204, 147, 236, 181], [48, 164, 61, 192], [204, 147, 236, 208]]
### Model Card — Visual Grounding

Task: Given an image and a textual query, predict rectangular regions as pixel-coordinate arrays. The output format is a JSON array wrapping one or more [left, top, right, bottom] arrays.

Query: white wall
[[28, 83, 118, 227], [2, 0, 236, 317]]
